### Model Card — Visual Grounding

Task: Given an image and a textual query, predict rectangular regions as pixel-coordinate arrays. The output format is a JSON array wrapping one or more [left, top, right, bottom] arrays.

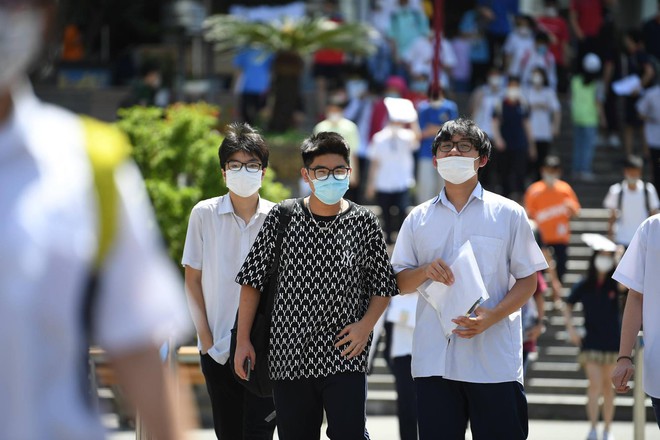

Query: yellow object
[[81, 117, 131, 268]]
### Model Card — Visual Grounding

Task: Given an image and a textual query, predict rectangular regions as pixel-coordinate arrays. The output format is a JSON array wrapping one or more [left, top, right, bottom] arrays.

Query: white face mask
[[594, 255, 614, 273], [531, 73, 544, 87], [0, 7, 45, 90], [225, 169, 262, 197], [488, 76, 501, 89], [625, 176, 640, 185], [436, 156, 479, 184], [506, 87, 521, 101], [326, 111, 342, 123], [542, 172, 558, 186]]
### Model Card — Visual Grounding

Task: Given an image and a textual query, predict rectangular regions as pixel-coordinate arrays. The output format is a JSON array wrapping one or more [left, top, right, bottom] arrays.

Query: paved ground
[[109, 417, 660, 439]]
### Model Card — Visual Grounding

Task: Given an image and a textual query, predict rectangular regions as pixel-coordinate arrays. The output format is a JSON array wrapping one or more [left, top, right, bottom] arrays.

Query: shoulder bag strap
[[264, 198, 298, 317]]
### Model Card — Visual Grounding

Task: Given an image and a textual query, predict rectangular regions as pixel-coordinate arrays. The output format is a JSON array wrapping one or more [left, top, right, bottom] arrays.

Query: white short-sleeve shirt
[[603, 181, 660, 246], [0, 84, 190, 439], [612, 214, 660, 398], [391, 184, 548, 384], [368, 126, 419, 192], [181, 195, 274, 364]]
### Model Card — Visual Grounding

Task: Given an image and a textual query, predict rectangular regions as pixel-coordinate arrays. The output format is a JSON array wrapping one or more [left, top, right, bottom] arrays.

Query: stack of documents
[[418, 241, 490, 338]]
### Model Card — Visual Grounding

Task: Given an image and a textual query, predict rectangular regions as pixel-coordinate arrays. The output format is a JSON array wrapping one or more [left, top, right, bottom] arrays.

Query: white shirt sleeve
[[181, 206, 203, 270], [613, 221, 648, 293], [391, 212, 419, 274], [96, 161, 191, 354], [648, 183, 660, 211], [508, 208, 549, 279], [603, 184, 619, 210]]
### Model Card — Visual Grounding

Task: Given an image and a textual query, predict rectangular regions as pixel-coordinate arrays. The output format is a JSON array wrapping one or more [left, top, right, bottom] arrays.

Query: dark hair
[[431, 118, 492, 160], [534, 31, 551, 44], [531, 67, 550, 87], [623, 154, 644, 169], [300, 131, 350, 167], [507, 74, 521, 85], [218, 122, 269, 169], [625, 28, 643, 44]]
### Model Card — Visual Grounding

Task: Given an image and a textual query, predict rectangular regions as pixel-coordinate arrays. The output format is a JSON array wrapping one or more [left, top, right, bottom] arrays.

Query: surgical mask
[[312, 178, 349, 205], [385, 92, 401, 99], [346, 79, 367, 99], [436, 156, 479, 184], [594, 255, 615, 273], [326, 111, 342, 123], [0, 7, 45, 90], [544, 7, 558, 17], [488, 75, 501, 88], [225, 169, 262, 197], [506, 87, 521, 101], [542, 172, 558, 186], [517, 27, 531, 37], [625, 176, 640, 185], [410, 80, 428, 93], [537, 45, 548, 56], [531, 73, 544, 87]]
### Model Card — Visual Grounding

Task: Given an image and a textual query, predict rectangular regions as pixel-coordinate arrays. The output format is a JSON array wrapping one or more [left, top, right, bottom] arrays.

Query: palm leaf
[[204, 15, 375, 56]]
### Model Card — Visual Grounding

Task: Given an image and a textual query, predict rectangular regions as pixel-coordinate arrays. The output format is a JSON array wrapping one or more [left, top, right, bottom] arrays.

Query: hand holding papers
[[418, 241, 490, 338]]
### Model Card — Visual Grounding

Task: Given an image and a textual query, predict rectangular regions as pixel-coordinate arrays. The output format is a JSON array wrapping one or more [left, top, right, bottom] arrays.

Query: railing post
[[633, 332, 645, 440]]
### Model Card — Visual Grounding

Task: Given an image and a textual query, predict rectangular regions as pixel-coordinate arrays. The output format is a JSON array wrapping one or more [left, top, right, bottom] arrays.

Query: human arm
[[612, 289, 643, 393], [568, 4, 584, 40], [335, 295, 391, 359], [395, 257, 455, 294], [184, 266, 213, 353], [452, 272, 538, 339], [366, 156, 379, 201], [111, 346, 192, 440], [233, 284, 261, 380], [491, 113, 506, 151], [524, 118, 537, 161], [562, 300, 582, 347]]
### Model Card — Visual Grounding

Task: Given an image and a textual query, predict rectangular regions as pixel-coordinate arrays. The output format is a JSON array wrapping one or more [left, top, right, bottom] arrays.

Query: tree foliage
[[116, 103, 290, 263]]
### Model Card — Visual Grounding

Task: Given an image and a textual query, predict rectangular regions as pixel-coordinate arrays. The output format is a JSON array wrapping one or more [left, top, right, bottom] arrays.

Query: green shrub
[[117, 103, 291, 263]]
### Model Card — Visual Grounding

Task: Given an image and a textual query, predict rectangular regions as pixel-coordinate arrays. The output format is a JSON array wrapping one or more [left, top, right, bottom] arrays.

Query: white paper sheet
[[612, 74, 642, 96], [417, 241, 490, 338]]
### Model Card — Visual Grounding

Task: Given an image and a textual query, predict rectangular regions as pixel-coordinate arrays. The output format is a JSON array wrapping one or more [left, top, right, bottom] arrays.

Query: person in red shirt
[[537, 0, 570, 92], [569, 0, 604, 64]]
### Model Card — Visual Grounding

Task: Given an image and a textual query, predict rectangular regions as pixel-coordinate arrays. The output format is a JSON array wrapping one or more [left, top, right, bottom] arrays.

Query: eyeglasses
[[437, 141, 475, 153], [307, 166, 351, 181], [226, 160, 263, 173]]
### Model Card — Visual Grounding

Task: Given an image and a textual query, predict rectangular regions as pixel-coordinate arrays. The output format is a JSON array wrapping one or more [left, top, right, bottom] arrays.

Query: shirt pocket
[[469, 235, 504, 277]]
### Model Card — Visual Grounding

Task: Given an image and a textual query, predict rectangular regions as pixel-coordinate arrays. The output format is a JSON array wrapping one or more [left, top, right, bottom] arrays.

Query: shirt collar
[[216, 194, 270, 216], [433, 182, 484, 208]]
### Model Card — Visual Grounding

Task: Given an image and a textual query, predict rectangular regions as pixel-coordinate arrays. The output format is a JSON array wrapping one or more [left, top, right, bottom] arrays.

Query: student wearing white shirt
[[182, 123, 276, 439], [391, 118, 547, 439], [611, 213, 660, 429], [603, 155, 660, 247], [0, 1, 190, 438]]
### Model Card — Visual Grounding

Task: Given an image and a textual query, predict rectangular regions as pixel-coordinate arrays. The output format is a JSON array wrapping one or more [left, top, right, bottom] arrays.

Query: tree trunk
[[268, 51, 305, 133]]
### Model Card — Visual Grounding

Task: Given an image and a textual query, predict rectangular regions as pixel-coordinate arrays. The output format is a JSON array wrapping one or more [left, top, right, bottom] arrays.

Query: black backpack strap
[[644, 181, 651, 215], [264, 198, 297, 316]]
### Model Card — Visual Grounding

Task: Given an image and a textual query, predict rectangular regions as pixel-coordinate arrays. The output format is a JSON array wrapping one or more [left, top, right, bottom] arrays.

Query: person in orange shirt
[[524, 155, 581, 302]]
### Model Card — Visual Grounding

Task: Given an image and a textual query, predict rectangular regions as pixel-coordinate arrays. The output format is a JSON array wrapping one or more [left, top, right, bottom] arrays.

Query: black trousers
[[272, 373, 369, 440], [546, 243, 568, 284], [240, 92, 267, 126], [199, 353, 276, 440], [391, 355, 418, 440], [376, 190, 409, 245], [498, 149, 528, 198], [416, 377, 528, 440]]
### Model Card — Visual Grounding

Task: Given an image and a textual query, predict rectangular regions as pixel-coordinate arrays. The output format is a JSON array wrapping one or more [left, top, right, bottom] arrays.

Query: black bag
[[229, 199, 296, 397]]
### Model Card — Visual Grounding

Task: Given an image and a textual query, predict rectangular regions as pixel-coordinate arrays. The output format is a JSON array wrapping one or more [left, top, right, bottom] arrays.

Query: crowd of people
[[3, 1, 660, 440]]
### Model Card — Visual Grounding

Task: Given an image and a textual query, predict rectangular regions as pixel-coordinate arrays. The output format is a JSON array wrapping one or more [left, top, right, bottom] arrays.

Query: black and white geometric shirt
[[236, 198, 398, 380]]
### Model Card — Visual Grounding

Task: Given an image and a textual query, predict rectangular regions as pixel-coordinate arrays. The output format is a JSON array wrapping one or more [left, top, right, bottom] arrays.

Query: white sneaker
[[602, 431, 614, 440], [586, 428, 598, 440]]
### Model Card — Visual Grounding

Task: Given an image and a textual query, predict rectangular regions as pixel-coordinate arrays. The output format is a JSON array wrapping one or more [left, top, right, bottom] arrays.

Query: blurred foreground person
[[0, 1, 191, 438]]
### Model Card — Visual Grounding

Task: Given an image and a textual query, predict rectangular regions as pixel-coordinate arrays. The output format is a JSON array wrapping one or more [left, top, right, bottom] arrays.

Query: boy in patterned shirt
[[235, 132, 398, 439]]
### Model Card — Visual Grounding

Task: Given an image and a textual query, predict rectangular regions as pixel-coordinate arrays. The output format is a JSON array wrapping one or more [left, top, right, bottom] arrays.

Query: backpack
[[617, 180, 653, 216]]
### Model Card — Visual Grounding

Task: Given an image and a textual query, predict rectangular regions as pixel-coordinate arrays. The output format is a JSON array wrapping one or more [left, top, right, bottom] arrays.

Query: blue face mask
[[312, 178, 349, 205], [537, 45, 548, 56]]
